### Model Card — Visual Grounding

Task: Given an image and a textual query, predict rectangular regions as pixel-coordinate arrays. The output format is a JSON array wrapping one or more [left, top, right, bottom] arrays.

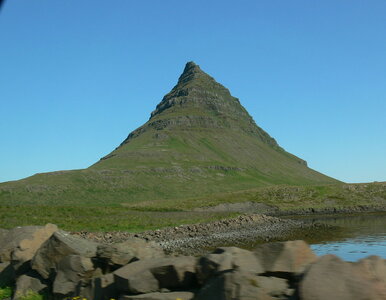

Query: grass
[[0, 67, 339, 208], [0, 61, 380, 232], [17, 291, 44, 300], [0, 182, 384, 232], [0, 205, 237, 232], [126, 182, 386, 212], [0, 287, 11, 299]]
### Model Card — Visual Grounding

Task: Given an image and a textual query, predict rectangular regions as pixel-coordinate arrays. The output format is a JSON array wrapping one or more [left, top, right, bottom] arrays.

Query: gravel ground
[[72, 214, 331, 255]]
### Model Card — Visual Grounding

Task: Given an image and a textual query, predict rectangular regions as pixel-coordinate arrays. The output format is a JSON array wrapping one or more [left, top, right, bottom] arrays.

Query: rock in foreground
[[0, 224, 385, 300]]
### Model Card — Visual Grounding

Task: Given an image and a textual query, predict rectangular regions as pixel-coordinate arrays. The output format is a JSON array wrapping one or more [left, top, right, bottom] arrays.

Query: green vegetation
[[123, 182, 386, 211], [0, 287, 48, 300], [0, 182, 384, 232], [0, 62, 338, 208], [0, 205, 237, 232], [1, 62, 381, 232], [0, 287, 12, 299], [17, 291, 44, 300]]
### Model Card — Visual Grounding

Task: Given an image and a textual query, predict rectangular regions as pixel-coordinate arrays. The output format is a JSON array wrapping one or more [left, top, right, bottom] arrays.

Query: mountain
[[0, 62, 339, 206]]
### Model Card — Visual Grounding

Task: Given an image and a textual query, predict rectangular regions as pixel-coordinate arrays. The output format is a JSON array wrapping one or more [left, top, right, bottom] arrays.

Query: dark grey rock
[[92, 273, 118, 300], [13, 273, 47, 300], [52, 255, 94, 296], [120, 291, 194, 300], [195, 270, 274, 300], [76, 273, 118, 300], [254, 240, 316, 274], [0, 262, 14, 288], [32, 231, 98, 279], [197, 247, 264, 284], [0, 224, 57, 267], [97, 238, 164, 272], [255, 276, 289, 297], [352, 255, 386, 286], [114, 256, 197, 294], [299, 254, 386, 300], [114, 262, 158, 294]]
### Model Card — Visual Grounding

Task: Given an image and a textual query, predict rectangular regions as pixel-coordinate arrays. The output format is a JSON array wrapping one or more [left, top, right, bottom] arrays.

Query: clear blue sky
[[0, 0, 385, 183]]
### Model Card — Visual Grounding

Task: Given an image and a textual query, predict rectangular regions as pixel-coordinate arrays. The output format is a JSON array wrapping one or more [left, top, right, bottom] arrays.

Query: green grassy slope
[[127, 182, 386, 212], [0, 183, 384, 232], [0, 62, 338, 207]]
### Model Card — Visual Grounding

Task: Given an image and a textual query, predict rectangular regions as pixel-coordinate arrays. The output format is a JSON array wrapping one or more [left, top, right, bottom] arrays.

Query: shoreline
[[71, 207, 386, 255], [73, 213, 338, 256], [1, 223, 384, 299]]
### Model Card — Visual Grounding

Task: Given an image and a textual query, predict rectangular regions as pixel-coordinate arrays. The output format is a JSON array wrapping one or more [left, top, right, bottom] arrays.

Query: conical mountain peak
[[90, 61, 337, 189], [185, 61, 199, 69], [177, 61, 203, 84], [150, 62, 234, 119], [124, 62, 283, 151], [182, 61, 201, 73]]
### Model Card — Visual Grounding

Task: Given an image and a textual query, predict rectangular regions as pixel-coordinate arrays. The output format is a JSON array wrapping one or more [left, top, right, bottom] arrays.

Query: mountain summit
[[0, 62, 338, 205], [141, 61, 280, 149], [92, 62, 334, 185], [114, 61, 282, 153]]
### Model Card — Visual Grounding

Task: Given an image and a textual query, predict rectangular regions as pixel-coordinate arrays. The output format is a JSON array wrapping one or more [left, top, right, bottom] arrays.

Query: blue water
[[311, 233, 386, 262], [301, 213, 386, 262]]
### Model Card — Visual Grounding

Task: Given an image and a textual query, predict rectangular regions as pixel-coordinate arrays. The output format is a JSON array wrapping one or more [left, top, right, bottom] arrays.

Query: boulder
[[0, 262, 14, 287], [151, 256, 197, 290], [115, 265, 158, 295], [195, 270, 274, 300], [97, 238, 164, 271], [255, 276, 289, 298], [114, 256, 197, 294], [13, 273, 47, 300], [299, 254, 386, 300], [120, 291, 194, 300], [74, 272, 118, 300], [352, 255, 386, 285], [197, 247, 264, 284], [254, 240, 316, 274], [32, 230, 98, 279], [0, 224, 57, 269], [52, 255, 94, 297], [91, 273, 118, 300]]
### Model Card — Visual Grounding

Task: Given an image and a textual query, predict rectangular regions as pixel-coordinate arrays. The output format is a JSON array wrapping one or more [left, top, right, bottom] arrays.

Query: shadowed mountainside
[[0, 62, 338, 206]]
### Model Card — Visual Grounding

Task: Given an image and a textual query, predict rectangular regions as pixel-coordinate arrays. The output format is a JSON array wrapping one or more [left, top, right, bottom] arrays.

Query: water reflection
[[296, 212, 386, 261]]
